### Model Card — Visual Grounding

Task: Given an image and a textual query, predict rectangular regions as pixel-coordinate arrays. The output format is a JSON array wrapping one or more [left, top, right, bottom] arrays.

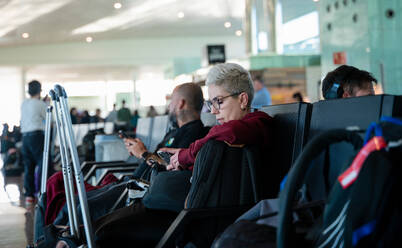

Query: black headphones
[[324, 82, 342, 99]]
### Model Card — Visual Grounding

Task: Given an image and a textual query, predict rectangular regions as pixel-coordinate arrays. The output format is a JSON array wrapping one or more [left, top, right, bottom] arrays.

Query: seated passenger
[[162, 63, 272, 170], [322, 65, 377, 99], [49, 83, 208, 226], [95, 63, 273, 247]]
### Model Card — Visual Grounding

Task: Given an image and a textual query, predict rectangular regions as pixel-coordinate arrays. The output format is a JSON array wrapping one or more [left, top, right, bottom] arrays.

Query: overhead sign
[[333, 51, 347, 65], [207, 45, 226, 65]]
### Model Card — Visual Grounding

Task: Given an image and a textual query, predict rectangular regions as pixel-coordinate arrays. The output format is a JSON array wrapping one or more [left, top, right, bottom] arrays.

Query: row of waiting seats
[[158, 94, 401, 247], [84, 114, 216, 184], [80, 94, 401, 247], [84, 94, 402, 192]]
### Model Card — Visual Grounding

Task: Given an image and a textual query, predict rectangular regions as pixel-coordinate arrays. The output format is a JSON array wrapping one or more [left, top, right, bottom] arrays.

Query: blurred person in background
[[70, 107, 78, 124], [292, 92, 304, 102], [251, 75, 272, 109], [1, 123, 10, 162], [147, 105, 158, 117], [106, 103, 118, 123], [117, 100, 131, 123], [20, 80, 47, 207], [130, 110, 139, 132], [80, 110, 91, 124], [91, 108, 104, 123]]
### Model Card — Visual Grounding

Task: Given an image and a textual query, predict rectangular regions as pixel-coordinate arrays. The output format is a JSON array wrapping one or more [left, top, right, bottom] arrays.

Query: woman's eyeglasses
[[205, 92, 241, 111]]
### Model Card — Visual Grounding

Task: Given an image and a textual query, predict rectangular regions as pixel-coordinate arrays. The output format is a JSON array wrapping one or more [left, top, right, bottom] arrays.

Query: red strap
[[338, 136, 387, 189]]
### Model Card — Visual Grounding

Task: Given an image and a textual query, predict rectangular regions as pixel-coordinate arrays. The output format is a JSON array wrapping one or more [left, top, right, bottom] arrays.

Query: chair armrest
[[95, 165, 139, 186], [156, 205, 253, 248], [84, 162, 138, 182], [81, 160, 125, 175]]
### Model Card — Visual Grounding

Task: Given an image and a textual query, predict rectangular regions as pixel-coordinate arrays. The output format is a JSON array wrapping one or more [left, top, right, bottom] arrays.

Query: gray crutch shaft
[[40, 106, 53, 195], [55, 85, 95, 248], [50, 90, 80, 238]]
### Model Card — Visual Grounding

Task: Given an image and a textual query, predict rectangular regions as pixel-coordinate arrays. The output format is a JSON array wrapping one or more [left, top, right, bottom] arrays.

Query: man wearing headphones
[[322, 65, 377, 99], [20, 80, 47, 207]]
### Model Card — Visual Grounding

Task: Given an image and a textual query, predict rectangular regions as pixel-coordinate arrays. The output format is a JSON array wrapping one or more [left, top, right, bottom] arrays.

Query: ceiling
[[0, 0, 245, 47], [0, 0, 318, 82], [0, 0, 317, 47]]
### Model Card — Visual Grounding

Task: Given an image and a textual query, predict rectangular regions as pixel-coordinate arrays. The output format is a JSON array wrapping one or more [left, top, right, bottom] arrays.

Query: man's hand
[[124, 138, 147, 158], [159, 147, 182, 171]]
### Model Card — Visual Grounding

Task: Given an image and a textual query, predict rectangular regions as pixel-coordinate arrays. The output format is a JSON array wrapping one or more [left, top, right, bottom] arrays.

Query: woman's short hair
[[206, 63, 254, 107]]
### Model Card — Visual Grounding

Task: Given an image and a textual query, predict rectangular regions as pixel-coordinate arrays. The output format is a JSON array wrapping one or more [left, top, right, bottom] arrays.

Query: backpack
[[315, 117, 402, 248], [278, 117, 402, 248], [177, 140, 278, 247]]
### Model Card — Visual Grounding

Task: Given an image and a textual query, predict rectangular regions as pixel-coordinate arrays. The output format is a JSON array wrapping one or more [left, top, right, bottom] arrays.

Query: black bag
[[36, 224, 80, 248], [142, 170, 192, 212], [212, 219, 276, 248], [2, 149, 24, 177]]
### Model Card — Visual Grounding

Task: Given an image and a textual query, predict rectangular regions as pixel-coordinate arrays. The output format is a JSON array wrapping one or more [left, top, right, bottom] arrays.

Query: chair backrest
[[135, 117, 154, 149], [182, 140, 277, 247], [305, 94, 402, 200], [148, 115, 169, 152], [103, 122, 114, 134], [308, 95, 402, 139], [260, 102, 312, 177]]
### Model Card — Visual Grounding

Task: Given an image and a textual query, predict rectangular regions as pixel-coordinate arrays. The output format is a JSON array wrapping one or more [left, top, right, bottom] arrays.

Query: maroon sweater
[[178, 111, 272, 168]]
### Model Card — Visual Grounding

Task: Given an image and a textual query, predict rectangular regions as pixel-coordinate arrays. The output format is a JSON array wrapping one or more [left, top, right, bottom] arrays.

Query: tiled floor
[[0, 160, 32, 248]]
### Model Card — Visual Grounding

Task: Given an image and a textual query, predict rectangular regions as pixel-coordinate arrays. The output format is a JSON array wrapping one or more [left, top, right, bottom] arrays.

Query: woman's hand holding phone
[[159, 147, 182, 171]]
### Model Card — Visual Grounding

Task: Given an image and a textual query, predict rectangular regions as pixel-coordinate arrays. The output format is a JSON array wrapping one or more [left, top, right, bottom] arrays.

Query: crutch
[[50, 89, 80, 238], [40, 106, 53, 194], [33, 105, 53, 243], [55, 85, 95, 248]]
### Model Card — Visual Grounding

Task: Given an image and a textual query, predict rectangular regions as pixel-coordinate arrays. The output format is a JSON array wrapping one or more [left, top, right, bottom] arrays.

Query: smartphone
[[157, 151, 172, 164], [118, 130, 129, 139]]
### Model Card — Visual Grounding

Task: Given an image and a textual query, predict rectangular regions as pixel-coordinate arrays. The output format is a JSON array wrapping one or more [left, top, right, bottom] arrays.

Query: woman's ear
[[238, 92, 249, 109]]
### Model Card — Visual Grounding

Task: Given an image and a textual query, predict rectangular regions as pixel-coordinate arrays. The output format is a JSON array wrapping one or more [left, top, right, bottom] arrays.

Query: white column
[[246, 0, 280, 55]]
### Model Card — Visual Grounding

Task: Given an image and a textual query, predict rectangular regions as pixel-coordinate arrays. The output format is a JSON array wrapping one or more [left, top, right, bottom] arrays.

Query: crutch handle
[[47, 106, 53, 113], [49, 89, 58, 101], [54, 84, 66, 98]]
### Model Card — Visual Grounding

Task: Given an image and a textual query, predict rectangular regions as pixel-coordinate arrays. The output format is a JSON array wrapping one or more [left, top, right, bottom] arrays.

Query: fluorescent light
[[224, 22, 232, 28], [177, 11, 184, 18], [0, 0, 72, 37], [72, 0, 177, 35], [114, 2, 122, 9], [22, 32, 30, 39], [86, 36, 93, 43], [235, 30, 242, 36]]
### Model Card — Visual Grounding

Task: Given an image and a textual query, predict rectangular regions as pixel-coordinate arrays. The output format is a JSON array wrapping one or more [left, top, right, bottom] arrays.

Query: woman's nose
[[210, 107, 219, 114]]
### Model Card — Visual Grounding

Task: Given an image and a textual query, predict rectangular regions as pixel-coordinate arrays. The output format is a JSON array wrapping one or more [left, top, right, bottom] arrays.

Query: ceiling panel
[[0, 0, 245, 47]]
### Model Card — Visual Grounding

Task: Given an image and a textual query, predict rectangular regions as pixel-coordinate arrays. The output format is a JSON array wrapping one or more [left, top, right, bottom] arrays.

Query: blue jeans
[[22, 131, 44, 197]]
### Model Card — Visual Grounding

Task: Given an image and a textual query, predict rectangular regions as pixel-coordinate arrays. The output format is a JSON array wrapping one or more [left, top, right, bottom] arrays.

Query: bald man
[[124, 83, 206, 160], [53, 83, 209, 227]]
